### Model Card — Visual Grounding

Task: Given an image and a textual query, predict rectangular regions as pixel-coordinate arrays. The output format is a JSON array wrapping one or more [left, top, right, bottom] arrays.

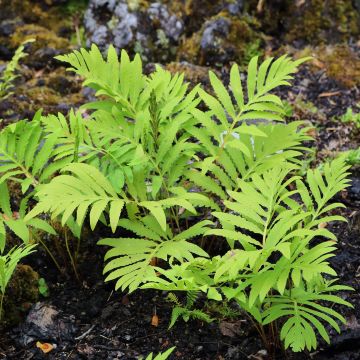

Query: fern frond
[[263, 283, 352, 352], [25, 163, 123, 230], [99, 217, 208, 292], [188, 121, 311, 201], [305, 157, 351, 215], [0, 118, 74, 189], [145, 347, 175, 360]]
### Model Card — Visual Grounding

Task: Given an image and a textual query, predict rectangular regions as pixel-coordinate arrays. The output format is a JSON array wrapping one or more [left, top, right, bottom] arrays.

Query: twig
[[93, 344, 126, 351], [75, 324, 96, 341]]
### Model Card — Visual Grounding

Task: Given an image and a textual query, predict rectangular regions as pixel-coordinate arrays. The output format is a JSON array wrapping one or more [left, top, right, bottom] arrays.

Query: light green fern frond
[[0, 117, 73, 189], [98, 217, 209, 292], [144, 347, 175, 360], [263, 282, 353, 352], [25, 162, 124, 231], [186, 54, 312, 201]]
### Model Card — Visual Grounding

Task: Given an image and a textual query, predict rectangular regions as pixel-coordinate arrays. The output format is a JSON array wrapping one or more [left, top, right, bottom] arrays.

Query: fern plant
[[25, 45, 212, 291], [0, 44, 349, 353], [0, 40, 34, 100], [167, 291, 212, 329]]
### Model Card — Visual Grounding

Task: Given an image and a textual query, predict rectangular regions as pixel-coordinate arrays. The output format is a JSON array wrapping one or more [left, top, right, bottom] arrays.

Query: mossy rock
[[84, 0, 184, 63], [314, 45, 360, 88], [178, 14, 263, 67], [165, 61, 214, 89], [9, 24, 70, 69], [166, 0, 227, 34], [1, 265, 39, 328], [297, 45, 360, 89], [285, 0, 359, 44], [11, 24, 69, 52], [0, 71, 84, 122], [245, 0, 359, 45], [0, 0, 47, 23], [0, 0, 68, 28]]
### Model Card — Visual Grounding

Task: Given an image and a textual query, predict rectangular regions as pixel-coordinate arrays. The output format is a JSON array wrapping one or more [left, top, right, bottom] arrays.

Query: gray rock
[[18, 303, 76, 346], [227, 0, 245, 15], [200, 17, 231, 51], [83, 0, 183, 62]]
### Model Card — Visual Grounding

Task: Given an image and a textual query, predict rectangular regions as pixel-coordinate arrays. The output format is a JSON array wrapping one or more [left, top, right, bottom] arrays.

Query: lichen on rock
[[178, 13, 263, 67], [84, 0, 184, 62]]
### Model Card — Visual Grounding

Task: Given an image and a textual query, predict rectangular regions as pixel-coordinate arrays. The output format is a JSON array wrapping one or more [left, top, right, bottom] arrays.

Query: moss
[[165, 0, 224, 34], [165, 61, 213, 89], [46, 68, 81, 95], [2, 265, 39, 327], [243, 0, 359, 45], [284, 0, 359, 44], [177, 32, 201, 65], [296, 45, 360, 89], [126, 0, 150, 11], [226, 15, 263, 66], [10, 24, 69, 52], [315, 45, 360, 88], [178, 14, 263, 67], [0, 0, 47, 23]]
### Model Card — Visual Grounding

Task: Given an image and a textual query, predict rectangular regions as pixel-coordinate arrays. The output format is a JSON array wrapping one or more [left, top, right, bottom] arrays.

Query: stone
[[83, 0, 184, 62], [18, 303, 76, 346]]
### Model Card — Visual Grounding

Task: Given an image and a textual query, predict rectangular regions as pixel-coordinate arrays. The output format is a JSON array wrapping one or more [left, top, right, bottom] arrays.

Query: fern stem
[[64, 228, 80, 282], [0, 293, 4, 321], [35, 236, 63, 273]]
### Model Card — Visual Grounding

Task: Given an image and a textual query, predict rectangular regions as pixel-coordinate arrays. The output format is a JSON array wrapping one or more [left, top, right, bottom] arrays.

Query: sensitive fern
[[1, 45, 352, 353]]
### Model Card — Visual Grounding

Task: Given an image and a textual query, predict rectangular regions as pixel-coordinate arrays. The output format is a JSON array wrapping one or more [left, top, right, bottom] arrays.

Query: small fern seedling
[[0, 39, 34, 100], [143, 347, 175, 360], [167, 291, 213, 329]]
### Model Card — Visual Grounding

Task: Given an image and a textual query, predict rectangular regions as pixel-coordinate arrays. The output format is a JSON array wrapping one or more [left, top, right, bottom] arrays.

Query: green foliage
[[340, 105, 360, 128], [143, 157, 352, 352], [38, 277, 49, 297], [342, 147, 360, 165], [0, 40, 34, 100], [0, 244, 37, 319], [143, 347, 175, 360], [167, 291, 213, 328], [0, 44, 352, 352]]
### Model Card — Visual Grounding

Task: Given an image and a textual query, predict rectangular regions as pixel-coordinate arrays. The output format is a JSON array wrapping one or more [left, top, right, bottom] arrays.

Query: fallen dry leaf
[[248, 349, 268, 360], [305, 127, 317, 138], [311, 58, 325, 69], [36, 341, 54, 354], [151, 314, 159, 327]]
